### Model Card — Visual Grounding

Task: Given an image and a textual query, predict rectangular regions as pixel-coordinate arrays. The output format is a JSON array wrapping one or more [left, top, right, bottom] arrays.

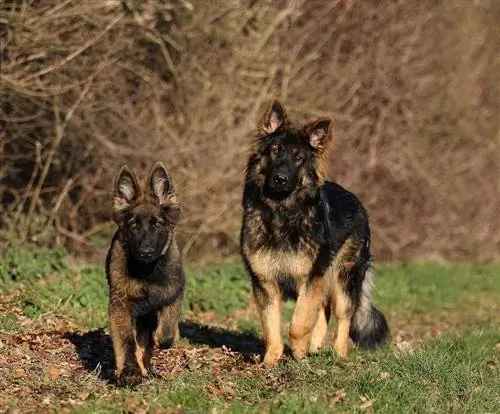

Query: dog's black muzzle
[[265, 164, 297, 196]]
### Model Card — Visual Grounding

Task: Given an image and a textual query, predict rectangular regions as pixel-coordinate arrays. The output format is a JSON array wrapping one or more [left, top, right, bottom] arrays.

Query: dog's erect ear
[[148, 161, 176, 204], [148, 161, 180, 222], [257, 99, 288, 135], [303, 118, 332, 151], [113, 165, 141, 216]]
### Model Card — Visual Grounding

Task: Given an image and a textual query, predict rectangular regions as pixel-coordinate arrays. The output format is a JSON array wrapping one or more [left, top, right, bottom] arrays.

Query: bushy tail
[[349, 268, 389, 348]]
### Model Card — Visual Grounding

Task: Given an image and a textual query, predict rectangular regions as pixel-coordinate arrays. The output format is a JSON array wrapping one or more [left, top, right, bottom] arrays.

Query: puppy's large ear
[[302, 118, 332, 152], [148, 161, 175, 203], [257, 99, 288, 135], [148, 161, 180, 222], [113, 165, 141, 220]]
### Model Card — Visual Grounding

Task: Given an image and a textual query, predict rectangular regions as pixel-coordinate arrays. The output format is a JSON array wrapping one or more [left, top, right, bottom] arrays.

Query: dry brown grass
[[1, 0, 499, 264]]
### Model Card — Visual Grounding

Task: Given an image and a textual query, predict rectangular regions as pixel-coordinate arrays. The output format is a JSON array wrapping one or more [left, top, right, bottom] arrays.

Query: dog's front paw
[[116, 366, 144, 388], [262, 343, 284, 366]]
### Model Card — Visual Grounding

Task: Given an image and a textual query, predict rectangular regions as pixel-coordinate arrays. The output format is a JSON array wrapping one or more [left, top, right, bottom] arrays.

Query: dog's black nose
[[273, 174, 288, 186], [138, 248, 154, 259]]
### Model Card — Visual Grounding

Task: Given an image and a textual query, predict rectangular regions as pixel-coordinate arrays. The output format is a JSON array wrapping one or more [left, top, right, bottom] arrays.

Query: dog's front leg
[[289, 278, 324, 360], [154, 297, 182, 349], [109, 305, 143, 387], [253, 279, 283, 365]]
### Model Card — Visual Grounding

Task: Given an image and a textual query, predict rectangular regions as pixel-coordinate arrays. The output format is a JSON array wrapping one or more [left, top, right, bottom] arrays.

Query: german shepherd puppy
[[106, 162, 184, 386], [241, 100, 389, 365]]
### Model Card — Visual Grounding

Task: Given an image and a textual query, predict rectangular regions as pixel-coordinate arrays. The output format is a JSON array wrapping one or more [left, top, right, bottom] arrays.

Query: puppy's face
[[113, 163, 180, 263]]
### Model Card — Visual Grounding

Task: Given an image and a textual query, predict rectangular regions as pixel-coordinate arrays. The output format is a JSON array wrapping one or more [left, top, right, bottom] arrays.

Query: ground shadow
[[65, 319, 271, 380], [64, 329, 115, 382], [179, 320, 267, 361]]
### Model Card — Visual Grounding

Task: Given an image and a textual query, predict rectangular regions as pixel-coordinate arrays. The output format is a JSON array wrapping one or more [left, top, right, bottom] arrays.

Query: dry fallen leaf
[[77, 391, 91, 401], [48, 366, 60, 379], [394, 340, 414, 357], [378, 372, 390, 381], [330, 389, 347, 404], [12, 368, 26, 379], [359, 397, 375, 410]]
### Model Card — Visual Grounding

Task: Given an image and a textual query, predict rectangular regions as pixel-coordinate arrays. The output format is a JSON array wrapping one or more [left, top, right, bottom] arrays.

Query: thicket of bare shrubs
[[1, 0, 499, 264]]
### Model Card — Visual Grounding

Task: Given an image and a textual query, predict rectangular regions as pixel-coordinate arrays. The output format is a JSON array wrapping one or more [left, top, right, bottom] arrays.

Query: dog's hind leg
[[330, 236, 364, 358], [331, 284, 354, 358], [309, 302, 331, 353]]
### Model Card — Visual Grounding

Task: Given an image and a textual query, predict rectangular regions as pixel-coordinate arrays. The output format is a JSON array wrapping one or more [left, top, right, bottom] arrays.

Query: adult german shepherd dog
[[241, 100, 389, 365], [106, 162, 184, 386]]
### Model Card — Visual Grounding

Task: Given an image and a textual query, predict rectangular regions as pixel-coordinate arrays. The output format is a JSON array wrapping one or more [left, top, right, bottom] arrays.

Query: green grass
[[0, 312, 20, 333], [184, 262, 252, 315], [0, 245, 499, 413], [10, 259, 499, 332], [0, 244, 68, 285]]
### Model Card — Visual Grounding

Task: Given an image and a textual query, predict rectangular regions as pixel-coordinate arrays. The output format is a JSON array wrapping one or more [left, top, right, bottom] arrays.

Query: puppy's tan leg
[[134, 337, 153, 376], [109, 305, 142, 386], [154, 297, 182, 349], [135, 312, 156, 376]]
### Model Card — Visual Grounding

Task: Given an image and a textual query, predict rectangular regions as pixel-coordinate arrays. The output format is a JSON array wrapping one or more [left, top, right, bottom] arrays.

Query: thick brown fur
[[106, 162, 184, 387], [241, 99, 389, 365]]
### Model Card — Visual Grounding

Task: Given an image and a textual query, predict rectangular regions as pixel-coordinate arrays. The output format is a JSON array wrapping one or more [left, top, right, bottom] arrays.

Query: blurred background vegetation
[[1, 0, 499, 265]]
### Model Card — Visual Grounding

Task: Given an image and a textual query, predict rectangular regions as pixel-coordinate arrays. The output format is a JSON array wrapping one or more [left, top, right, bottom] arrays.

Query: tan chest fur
[[245, 248, 315, 284]]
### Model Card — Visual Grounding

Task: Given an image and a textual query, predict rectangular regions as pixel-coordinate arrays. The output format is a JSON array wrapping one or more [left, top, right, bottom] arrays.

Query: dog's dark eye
[[271, 144, 281, 155], [294, 152, 304, 162], [152, 218, 163, 228]]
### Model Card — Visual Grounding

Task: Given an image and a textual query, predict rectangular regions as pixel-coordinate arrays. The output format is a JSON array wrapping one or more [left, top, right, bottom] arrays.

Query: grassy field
[[0, 245, 499, 413]]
